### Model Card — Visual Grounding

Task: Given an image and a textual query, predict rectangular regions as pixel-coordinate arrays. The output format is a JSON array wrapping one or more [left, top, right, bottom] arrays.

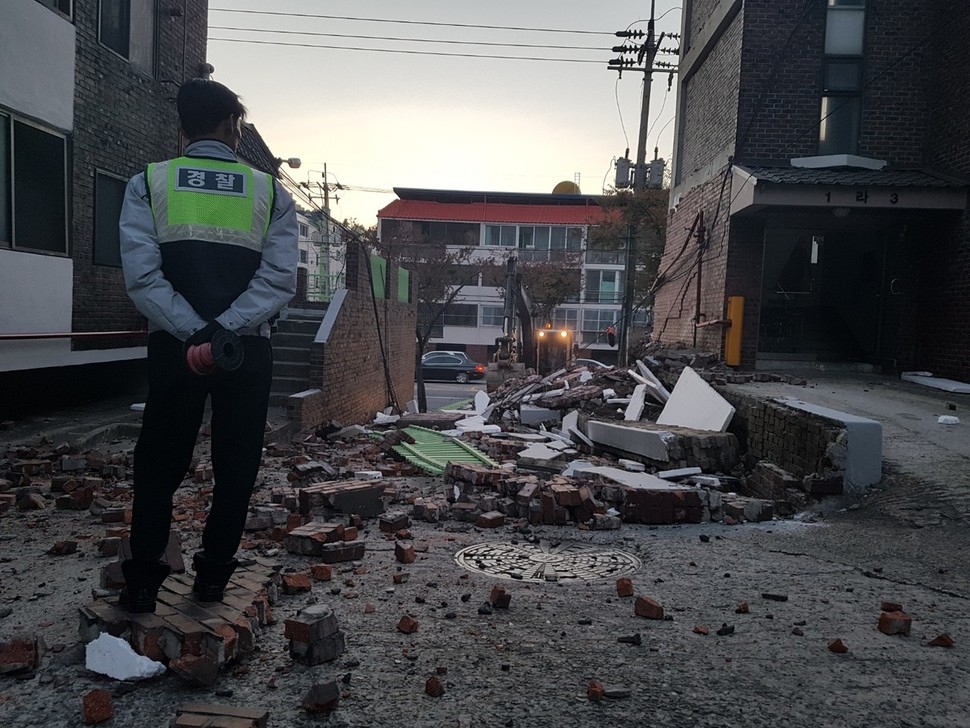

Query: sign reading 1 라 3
[[175, 167, 247, 196]]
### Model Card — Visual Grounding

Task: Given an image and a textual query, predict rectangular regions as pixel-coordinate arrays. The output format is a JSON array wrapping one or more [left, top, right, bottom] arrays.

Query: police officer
[[118, 79, 298, 612]]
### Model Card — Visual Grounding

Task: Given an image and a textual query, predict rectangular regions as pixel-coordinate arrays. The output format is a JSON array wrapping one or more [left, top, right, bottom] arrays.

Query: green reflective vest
[[147, 157, 274, 252]]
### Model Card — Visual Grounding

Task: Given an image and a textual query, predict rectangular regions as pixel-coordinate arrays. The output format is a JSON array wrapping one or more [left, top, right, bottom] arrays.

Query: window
[[35, 0, 72, 17], [481, 306, 505, 327], [299, 249, 308, 264], [585, 270, 623, 304], [552, 308, 578, 331], [581, 308, 621, 345], [299, 223, 309, 238], [484, 224, 516, 247], [420, 221, 479, 246], [0, 116, 68, 254], [819, 0, 865, 155], [441, 304, 478, 327], [100, 0, 156, 74], [94, 172, 127, 267]]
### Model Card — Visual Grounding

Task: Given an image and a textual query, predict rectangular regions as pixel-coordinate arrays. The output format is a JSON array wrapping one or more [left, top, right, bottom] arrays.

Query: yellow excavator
[[484, 257, 535, 392]]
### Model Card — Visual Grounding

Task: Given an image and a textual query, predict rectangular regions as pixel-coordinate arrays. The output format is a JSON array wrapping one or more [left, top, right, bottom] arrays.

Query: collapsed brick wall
[[71, 0, 208, 349], [287, 242, 416, 429], [719, 388, 843, 480]]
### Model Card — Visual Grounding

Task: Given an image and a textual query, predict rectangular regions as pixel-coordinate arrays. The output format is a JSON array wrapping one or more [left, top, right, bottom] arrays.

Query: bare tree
[[374, 222, 486, 412]]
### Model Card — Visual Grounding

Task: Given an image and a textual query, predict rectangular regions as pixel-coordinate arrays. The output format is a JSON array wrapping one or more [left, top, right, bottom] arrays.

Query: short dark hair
[[176, 78, 247, 138]]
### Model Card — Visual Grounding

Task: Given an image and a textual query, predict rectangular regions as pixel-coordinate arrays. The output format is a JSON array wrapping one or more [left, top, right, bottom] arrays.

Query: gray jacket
[[119, 140, 298, 340]]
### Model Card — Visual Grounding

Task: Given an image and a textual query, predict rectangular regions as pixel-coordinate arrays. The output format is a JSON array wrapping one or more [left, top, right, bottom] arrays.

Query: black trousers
[[130, 331, 272, 564]]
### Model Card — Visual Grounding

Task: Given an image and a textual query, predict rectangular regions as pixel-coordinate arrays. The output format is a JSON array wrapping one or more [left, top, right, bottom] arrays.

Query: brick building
[[655, 0, 969, 377], [377, 187, 644, 366], [0, 0, 208, 404]]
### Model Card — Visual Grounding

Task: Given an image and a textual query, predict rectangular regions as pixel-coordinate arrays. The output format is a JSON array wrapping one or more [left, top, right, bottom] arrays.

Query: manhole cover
[[454, 540, 641, 583]]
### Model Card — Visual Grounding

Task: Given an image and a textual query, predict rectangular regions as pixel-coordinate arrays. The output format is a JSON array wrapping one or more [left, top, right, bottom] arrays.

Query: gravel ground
[[2, 377, 969, 728]]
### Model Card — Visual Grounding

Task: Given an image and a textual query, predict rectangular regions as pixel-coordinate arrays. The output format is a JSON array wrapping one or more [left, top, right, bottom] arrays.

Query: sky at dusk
[[206, 1, 683, 226]]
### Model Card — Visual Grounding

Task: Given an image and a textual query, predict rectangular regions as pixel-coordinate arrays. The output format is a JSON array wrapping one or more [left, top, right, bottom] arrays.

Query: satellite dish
[[552, 180, 581, 195]]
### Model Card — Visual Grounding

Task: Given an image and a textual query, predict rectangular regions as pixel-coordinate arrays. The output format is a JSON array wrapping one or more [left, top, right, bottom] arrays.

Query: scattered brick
[[284, 606, 340, 644], [827, 639, 849, 654], [281, 572, 312, 594], [302, 680, 340, 714], [587, 679, 605, 701], [395, 528, 412, 540], [693, 625, 710, 636], [616, 578, 634, 598], [489, 586, 511, 609], [48, 540, 78, 556], [342, 526, 359, 541], [395, 541, 416, 564], [880, 601, 903, 612], [319, 542, 366, 564], [81, 689, 113, 725], [634, 596, 664, 620], [16, 492, 46, 511], [927, 633, 954, 648], [393, 573, 409, 585], [380, 512, 410, 533], [425, 675, 445, 697], [310, 564, 333, 581], [878, 611, 912, 636], [397, 615, 419, 634], [736, 602, 750, 614], [0, 636, 44, 674], [475, 511, 505, 528], [168, 654, 220, 686]]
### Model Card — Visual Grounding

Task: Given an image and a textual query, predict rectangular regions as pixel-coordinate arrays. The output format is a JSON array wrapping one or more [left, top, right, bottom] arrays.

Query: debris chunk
[[81, 689, 114, 725], [878, 610, 912, 636], [634, 596, 664, 620]]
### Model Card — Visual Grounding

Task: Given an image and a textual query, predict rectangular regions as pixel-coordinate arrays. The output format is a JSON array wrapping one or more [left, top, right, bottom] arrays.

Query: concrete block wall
[[71, 0, 208, 349], [288, 242, 416, 428]]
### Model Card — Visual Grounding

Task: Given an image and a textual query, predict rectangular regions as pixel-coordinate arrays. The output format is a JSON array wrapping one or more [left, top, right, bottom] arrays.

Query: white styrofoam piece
[[406, 399, 419, 414], [570, 464, 685, 489], [901, 372, 970, 393], [85, 633, 166, 681], [602, 388, 616, 399], [353, 470, 382, 480], [129, 402, 145, 411], [657, 367, 735, 432], [456, 415, 486, 429], [579, 370, 593, 383], [938, 415, 961, 425], [474, 390, 491, 414], [373, 412, 400, 425], [624, 384, 647, 421]]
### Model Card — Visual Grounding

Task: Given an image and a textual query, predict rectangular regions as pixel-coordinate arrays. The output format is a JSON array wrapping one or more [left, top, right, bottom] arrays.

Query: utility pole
[[609, 1, 677, 366]]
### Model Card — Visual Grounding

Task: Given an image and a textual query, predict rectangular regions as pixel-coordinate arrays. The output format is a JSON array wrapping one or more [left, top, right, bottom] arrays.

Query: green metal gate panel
[[392, 426, 497, 475]]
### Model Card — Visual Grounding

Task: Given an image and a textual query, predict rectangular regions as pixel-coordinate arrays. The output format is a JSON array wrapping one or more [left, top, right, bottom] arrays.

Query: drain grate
[[455, 540, 641, 583]]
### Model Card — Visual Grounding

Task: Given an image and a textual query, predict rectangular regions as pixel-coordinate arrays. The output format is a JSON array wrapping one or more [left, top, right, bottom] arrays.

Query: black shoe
[[191, 553, 238, 602], [119, 560, 171, 613]]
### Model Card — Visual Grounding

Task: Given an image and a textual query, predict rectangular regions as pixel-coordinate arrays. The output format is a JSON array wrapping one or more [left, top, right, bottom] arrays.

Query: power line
[[209, 37, 605, 63], [209, 8, 613, 36], [209, 26, 608, 52]]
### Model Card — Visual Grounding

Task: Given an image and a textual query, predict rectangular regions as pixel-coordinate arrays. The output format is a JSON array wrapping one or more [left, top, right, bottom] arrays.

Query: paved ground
[[1, 370, 969, 727]]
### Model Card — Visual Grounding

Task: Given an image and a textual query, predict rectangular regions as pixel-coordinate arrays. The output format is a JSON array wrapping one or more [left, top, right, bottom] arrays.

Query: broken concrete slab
[[624, 385, 647, 421], [774, 397, 882, 494], [901, 372, 970, 394], [657, 366, 735, 432], [635, 360, 671, 403], [587, 421, 677, 463], [586, 420, 739, 472]]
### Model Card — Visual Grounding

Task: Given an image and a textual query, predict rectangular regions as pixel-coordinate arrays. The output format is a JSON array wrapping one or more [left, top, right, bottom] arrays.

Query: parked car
[[420, 351, 486, 383]]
